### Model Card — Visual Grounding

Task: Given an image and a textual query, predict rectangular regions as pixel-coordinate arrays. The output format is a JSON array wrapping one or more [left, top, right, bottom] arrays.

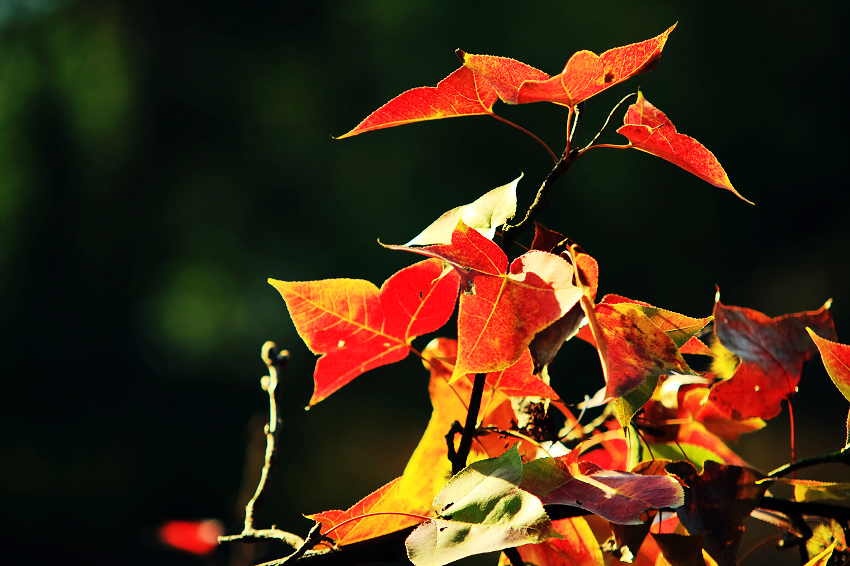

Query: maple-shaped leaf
[[521, 447, 684, 525], [405, 446, 558, 566], [616, 91, 752, 203], [807, 328, 850, 402], [405, 175, 520, 246], [667, 460, 768, 566], [270, 259, 460, 406], [307, 476, 428, 549], [336, 66, 499, 138], [463, 25, 676, 108], [508, 517, 604, 566], [708, 298, 836, 420], [388, 222, 583, 380]]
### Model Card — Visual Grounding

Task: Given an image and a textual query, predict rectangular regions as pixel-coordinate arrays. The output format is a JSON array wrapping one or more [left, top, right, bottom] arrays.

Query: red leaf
[[511, 25, 676, 107], [708, 299, 835, 420], [807, 328, 850, 403], [307, 477, 427, 548], [455, 50, 550, 104], [336, 66, 498, 139], [270, 259, 460, 406], [455, 249, 582, 379], [158, 519, 223, 555], [616, 92, 751, 203], [388, 222, 582, 379], [521, 449, 684, 525]]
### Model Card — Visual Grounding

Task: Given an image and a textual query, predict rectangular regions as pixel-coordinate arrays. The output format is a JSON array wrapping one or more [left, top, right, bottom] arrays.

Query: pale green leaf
[[405, 175, 521, 246], [405, 446, 558, 566]]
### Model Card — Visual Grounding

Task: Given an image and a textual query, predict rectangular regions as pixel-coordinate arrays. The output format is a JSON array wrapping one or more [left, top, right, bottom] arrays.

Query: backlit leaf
[[406, 175, 521, 246], [509, 517, 604, 566], [456, 50, 550, 105], [405, 446, 558, 566], [708, 299, 835, 420], [307, 476, 428, 548], [270, 259, 460, 406], [501, 25, 676, 107], [336, 66, 499, 138], [807, 328, 850, 402], [616, 92, 751, 203]]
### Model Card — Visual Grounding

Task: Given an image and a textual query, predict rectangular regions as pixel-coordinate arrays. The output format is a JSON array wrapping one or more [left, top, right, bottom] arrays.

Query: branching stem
[[767, 445, 850, 478], [449, 372, 487, 475]]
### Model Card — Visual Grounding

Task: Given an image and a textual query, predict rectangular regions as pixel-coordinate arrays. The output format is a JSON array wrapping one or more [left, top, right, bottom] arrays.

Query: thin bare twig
[[449, 373, 487, 475], [219, 342, 305, 550]]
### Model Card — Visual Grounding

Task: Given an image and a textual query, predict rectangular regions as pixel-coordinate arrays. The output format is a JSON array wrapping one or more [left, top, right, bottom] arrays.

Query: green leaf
[[405, 446, 558, 566], [405, 175, 521, 246]]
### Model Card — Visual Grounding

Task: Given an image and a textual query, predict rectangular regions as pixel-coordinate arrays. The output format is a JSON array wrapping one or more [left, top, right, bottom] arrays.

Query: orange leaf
[[807, 327, 850, 403], [616, 91, 752, 203], [511, 517, 604, 566], [511, 25, 676, 107], [270, 259, 460, 406], [307, 477, 427, 548], [335, 66, 498, 138]]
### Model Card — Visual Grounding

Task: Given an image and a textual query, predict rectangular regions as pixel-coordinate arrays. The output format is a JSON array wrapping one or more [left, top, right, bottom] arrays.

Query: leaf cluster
[[222, 26, 850, 566]]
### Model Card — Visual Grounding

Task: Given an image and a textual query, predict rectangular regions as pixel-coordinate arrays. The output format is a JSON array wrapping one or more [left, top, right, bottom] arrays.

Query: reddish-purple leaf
[[708, 299, 835, 420]]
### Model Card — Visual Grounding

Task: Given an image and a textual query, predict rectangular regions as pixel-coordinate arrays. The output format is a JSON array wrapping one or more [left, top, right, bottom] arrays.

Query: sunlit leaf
[[406, 175, 521, 246], [456, 50, 550, 104], [509, 517, 604, 566], [270, 258, 460, 405], [336, 66, 499, 138], [405, 446, 558, 566], [308, 477, 429, 548], [488, 25, 677, 107], [807, 328, 850, 402], [616, 92, 751, 203]]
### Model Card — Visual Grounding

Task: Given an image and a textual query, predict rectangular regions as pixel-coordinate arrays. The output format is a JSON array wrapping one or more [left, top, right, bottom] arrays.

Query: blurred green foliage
[[2, 1, 849, 565]]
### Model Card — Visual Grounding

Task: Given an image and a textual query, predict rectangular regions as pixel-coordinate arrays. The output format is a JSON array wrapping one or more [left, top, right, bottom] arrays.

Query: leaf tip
[[455, 48, 466, 63]]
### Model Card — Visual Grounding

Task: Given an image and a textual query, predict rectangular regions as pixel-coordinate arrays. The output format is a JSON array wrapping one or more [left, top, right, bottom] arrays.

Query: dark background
[[2, 1, 848, 565]]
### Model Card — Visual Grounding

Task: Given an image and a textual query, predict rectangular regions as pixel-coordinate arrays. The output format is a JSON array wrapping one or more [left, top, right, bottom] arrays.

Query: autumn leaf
[[405, 175, 520, 246], [388, 221, 583, 379], [521, 447, 684, 525], [463, 25, 676, 107], [616, 91, 751, 203], [667, 461, 768, 566], [708, 298, 836, 420], [270, 258, 460, 406], [336, 66, 500, 138], [158, 520, 223, 555], [508, 517, 604, 566], [807, 328, 850, 402], [405, 446, 558, 566], [455, 50, 550, 105], [307, 476, 428, 549]]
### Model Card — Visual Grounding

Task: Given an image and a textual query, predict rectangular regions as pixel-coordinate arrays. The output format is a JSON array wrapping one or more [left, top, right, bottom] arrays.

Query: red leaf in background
[[307, 477, 427, 549], [667, 461, 768, 566], [679, 386, 765, 443], [511, 25, 676, 107], [335, 66, 498, 138], [807, 328, 850, 403], [455, 50, 550, 104], [708, 299, 835, 420], [616, 92, 752, 203], [270, 259, 460, 406], [158, 519, 223, 555]]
